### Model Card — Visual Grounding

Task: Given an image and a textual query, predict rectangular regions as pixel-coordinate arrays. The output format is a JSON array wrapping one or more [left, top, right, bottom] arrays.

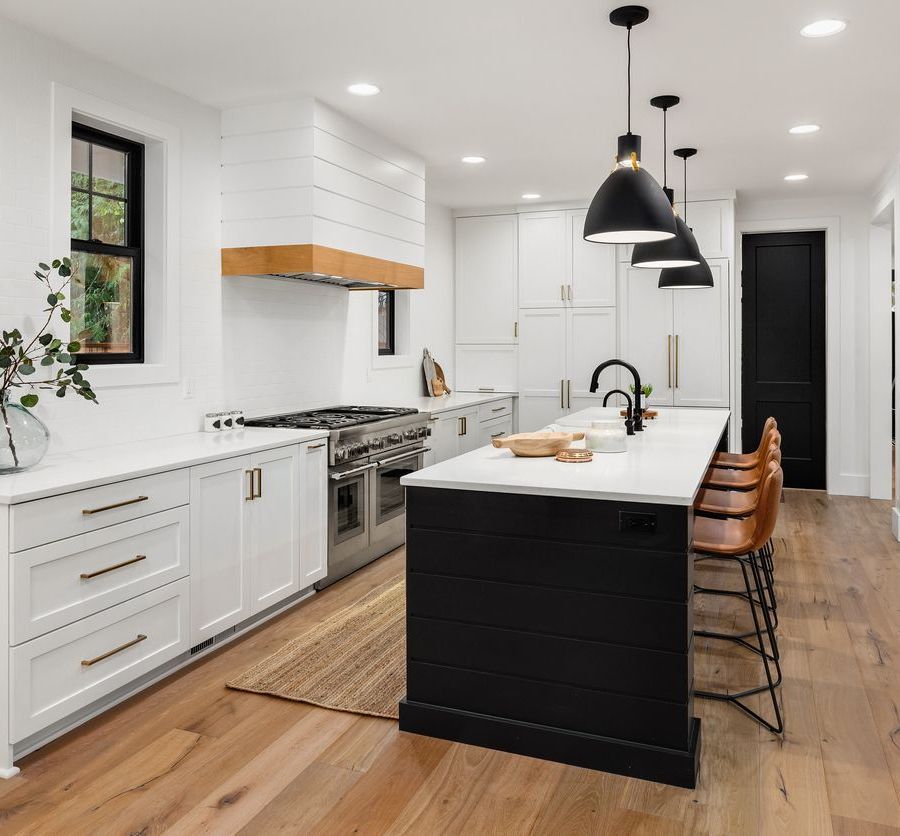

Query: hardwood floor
[[2, 490, 900, 834]]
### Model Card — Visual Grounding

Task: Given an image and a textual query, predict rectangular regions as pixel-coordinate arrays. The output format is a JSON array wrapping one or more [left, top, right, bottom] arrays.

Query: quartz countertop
[[0, 427, 328, 504], [343, 391, 515, 416], [401, 407, 729, 506]]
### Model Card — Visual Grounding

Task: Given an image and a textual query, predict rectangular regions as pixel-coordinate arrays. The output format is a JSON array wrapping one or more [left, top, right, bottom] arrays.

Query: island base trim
[[399, 699, 701, 789]]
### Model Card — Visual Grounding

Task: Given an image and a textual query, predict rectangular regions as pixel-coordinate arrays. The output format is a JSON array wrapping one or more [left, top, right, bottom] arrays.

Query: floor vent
[[190, 637, 215, 655]]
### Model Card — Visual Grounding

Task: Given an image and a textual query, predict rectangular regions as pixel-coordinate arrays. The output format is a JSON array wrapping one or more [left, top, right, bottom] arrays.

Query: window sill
[[86, 362, 179, 389], [371, 353, 415, 371]]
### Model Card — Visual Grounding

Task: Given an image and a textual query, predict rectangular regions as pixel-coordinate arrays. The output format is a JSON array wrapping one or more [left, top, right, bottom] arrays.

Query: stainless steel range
[[244, 406, 430, 588]]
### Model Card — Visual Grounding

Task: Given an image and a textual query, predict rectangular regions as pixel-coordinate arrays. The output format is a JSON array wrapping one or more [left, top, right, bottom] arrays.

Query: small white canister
[[585, 419, 627, 453]]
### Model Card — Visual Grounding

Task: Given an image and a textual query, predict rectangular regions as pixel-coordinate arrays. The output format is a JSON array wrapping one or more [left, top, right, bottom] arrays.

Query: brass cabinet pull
[[307, 442, 326, 451], [567, 284, 573, 302], [514, 321, 518, 339], [253, 467, 262, 498], [560, 379, 564, 409], [80, 555, 147, 580], [490, 431, 506, 438], [477, 387, 495, 392], [457, 417, 463, 436], [567, 379, 572, 409], [667, 335, 672, 388], [462, 416, 467, 436], [675, 335, 680, 389], [82, 496, 148, 516], [560, 284, 565, 302], [491, 406, 506, 413], [81, 634, 147, 667], [245, 469, 254, 501]]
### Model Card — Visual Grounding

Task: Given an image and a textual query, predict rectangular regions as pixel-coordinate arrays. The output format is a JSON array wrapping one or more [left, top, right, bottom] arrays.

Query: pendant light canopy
[[631, 96, 703, 269], [657, 148, 714, 288], [583, 6, 676, 245]]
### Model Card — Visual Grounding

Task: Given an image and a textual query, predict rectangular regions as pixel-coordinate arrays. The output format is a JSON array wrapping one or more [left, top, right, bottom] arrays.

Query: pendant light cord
[[683, 156, 688, 223], [626, 26, 632, 133], [662, 108, 667, 186]]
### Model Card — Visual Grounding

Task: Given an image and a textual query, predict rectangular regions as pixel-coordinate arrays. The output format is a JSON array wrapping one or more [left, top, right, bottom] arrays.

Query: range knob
[[403, 428, 417, 440], [388, 433, 402, 445], [334, 445, 348, 463]]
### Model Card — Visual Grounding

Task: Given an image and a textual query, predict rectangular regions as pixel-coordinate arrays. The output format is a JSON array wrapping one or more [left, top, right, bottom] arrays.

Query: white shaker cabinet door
[[190, 455, 252, 645], [618, 265, 675, 407], [518, 211, 567, 308], [455, 215, 518, 343], [428, 411, 461, 464], [456, 408, 481, 454], [518, 308, 568, 430], [299, 439, 328, 587], [568, 210, 617, 307], [673, 259, 730, 408], [249, 445, 301, 614], [567, 308, 618, 413]]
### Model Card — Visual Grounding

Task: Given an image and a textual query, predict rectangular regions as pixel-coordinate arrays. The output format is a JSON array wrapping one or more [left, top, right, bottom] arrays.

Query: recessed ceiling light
[[789, 124, 821, 135], [347, 82, 380, 96], [461, 156, 486, 164], [800, 19, 846, 38], [784, 173, 809, 181], [521, 193, 541, 200]]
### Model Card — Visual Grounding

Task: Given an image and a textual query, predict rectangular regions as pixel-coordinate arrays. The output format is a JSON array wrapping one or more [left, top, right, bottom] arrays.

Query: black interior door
[[742, 231, 826, 489]]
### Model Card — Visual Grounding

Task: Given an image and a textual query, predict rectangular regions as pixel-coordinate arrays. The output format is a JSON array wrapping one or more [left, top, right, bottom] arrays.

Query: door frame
[[734, 217, 840, 493]]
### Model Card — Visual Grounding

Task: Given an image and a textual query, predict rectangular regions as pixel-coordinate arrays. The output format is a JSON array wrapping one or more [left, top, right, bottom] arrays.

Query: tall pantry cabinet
[[454, 198, 734, 433]]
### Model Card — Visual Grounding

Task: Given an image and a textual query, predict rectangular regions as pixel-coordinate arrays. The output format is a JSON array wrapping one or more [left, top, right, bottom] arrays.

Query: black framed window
[[70, 122, 144, 364], [377, 290, 396, 356]]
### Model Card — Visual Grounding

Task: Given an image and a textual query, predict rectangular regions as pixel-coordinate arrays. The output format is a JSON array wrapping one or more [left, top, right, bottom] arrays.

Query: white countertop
[[0, 427, 328, 504], [345, 391, 515, 416], [402, 407, 730, 506]]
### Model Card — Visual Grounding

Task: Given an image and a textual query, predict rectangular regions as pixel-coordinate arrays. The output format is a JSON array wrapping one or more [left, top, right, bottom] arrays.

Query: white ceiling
[[2, 0, 897, 208]]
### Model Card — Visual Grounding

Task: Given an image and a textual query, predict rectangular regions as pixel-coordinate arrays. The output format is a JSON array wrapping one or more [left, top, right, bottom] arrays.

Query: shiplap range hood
[[220, 98, 425, 289]]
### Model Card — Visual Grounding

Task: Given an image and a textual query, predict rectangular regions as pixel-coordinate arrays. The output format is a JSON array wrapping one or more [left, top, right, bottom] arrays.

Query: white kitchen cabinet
[[618, 259, 730, 409], [518, 211, 568, 308], [427, 399, 515, 465], [190, 442, 306, 643], [455, 344, 518, 393], [518, 308, 618, 431], [455, 214, 518, 344], [675, 199, 732, 259], [457, 407, 480, 454], [190, 455, 252, 645], [477, 414, 514, 446], [299, 439, 328, 586], [248, 445, 301, 614], [568, 210, 617, 307]]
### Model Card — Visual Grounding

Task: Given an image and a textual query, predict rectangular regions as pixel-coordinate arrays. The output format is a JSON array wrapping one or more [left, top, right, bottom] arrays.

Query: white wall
[[735, 194, 870, 496], [0, 15, 456, 455], [0, 15, 223, 454]]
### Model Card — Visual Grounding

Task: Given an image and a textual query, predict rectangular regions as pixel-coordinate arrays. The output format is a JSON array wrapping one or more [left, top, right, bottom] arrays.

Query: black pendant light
[[658, 148, 714, 288], [631, 97, 703, 268], [583, 6, 676, 245]]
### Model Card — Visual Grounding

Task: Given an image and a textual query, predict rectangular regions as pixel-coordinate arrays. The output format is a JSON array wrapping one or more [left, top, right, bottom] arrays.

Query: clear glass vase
[[0, 394, 50, 473]]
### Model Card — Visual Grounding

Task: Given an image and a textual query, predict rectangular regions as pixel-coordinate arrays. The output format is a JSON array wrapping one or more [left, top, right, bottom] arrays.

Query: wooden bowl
[[491, 431, 585, 457]]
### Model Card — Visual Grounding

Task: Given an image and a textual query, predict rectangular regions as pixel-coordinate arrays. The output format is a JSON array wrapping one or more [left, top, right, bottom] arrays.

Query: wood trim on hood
[[221, 244, 424, 289]]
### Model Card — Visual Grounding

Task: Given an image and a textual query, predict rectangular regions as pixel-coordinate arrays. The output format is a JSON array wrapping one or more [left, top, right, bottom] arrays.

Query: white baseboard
[[828, 473, 869, 497]]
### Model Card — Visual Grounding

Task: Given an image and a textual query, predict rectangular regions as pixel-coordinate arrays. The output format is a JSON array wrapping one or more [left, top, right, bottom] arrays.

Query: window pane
[[92, 144, 126, 197], [71, 139, 90, 190], [91, 196, 127, 245], [377, 290, 394, 355], [70, 191, 89, 240], [70, 252, 134, 355]]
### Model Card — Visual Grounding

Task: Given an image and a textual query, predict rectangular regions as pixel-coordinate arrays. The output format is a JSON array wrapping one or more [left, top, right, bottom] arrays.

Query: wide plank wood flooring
[[2, 490, 900, 834]]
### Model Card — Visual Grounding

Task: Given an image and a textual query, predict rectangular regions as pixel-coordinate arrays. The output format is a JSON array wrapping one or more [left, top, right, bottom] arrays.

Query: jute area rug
[[227, 576, 405, 720]]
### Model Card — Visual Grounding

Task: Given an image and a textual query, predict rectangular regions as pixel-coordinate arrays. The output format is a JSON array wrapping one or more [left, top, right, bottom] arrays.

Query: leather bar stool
[[710, 417, 777, 471], [702, 431, 781, 491], [697, 442, 782, 625], [692, 461, 784, 734]]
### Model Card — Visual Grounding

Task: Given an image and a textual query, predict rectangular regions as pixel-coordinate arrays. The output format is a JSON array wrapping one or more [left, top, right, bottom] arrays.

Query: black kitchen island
[[398, 407, 730, 788]]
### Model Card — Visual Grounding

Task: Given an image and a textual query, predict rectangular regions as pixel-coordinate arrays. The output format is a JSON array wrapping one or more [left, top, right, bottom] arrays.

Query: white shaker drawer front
[[477, 399, 513, 423], [11, 578, 190, 741], [477, 415, 514, 447], [10, 469, 190, 551], [11, 507, 190, 644]]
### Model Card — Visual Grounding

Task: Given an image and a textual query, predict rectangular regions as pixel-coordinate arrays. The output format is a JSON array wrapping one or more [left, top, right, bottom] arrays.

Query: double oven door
[[327, 444, 426, 583]]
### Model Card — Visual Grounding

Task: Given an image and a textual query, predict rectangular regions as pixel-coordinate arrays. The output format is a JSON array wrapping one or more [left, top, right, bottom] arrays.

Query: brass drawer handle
[[245, 469, 254, 501], [490, 431, 506, 438], [81, 634, 147, 667], [491, 406, 506, 413], [82, 496, 149, 515], [81, 555, 147, 580], [477, 387, 495, 392], [253, 467, 262, 498], [307, 442, 326, 451]]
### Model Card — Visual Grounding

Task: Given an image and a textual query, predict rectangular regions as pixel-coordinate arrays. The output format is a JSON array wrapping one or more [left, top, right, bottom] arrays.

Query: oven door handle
[[329, 462, 377, 481], [374, 448, 430, 468]]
